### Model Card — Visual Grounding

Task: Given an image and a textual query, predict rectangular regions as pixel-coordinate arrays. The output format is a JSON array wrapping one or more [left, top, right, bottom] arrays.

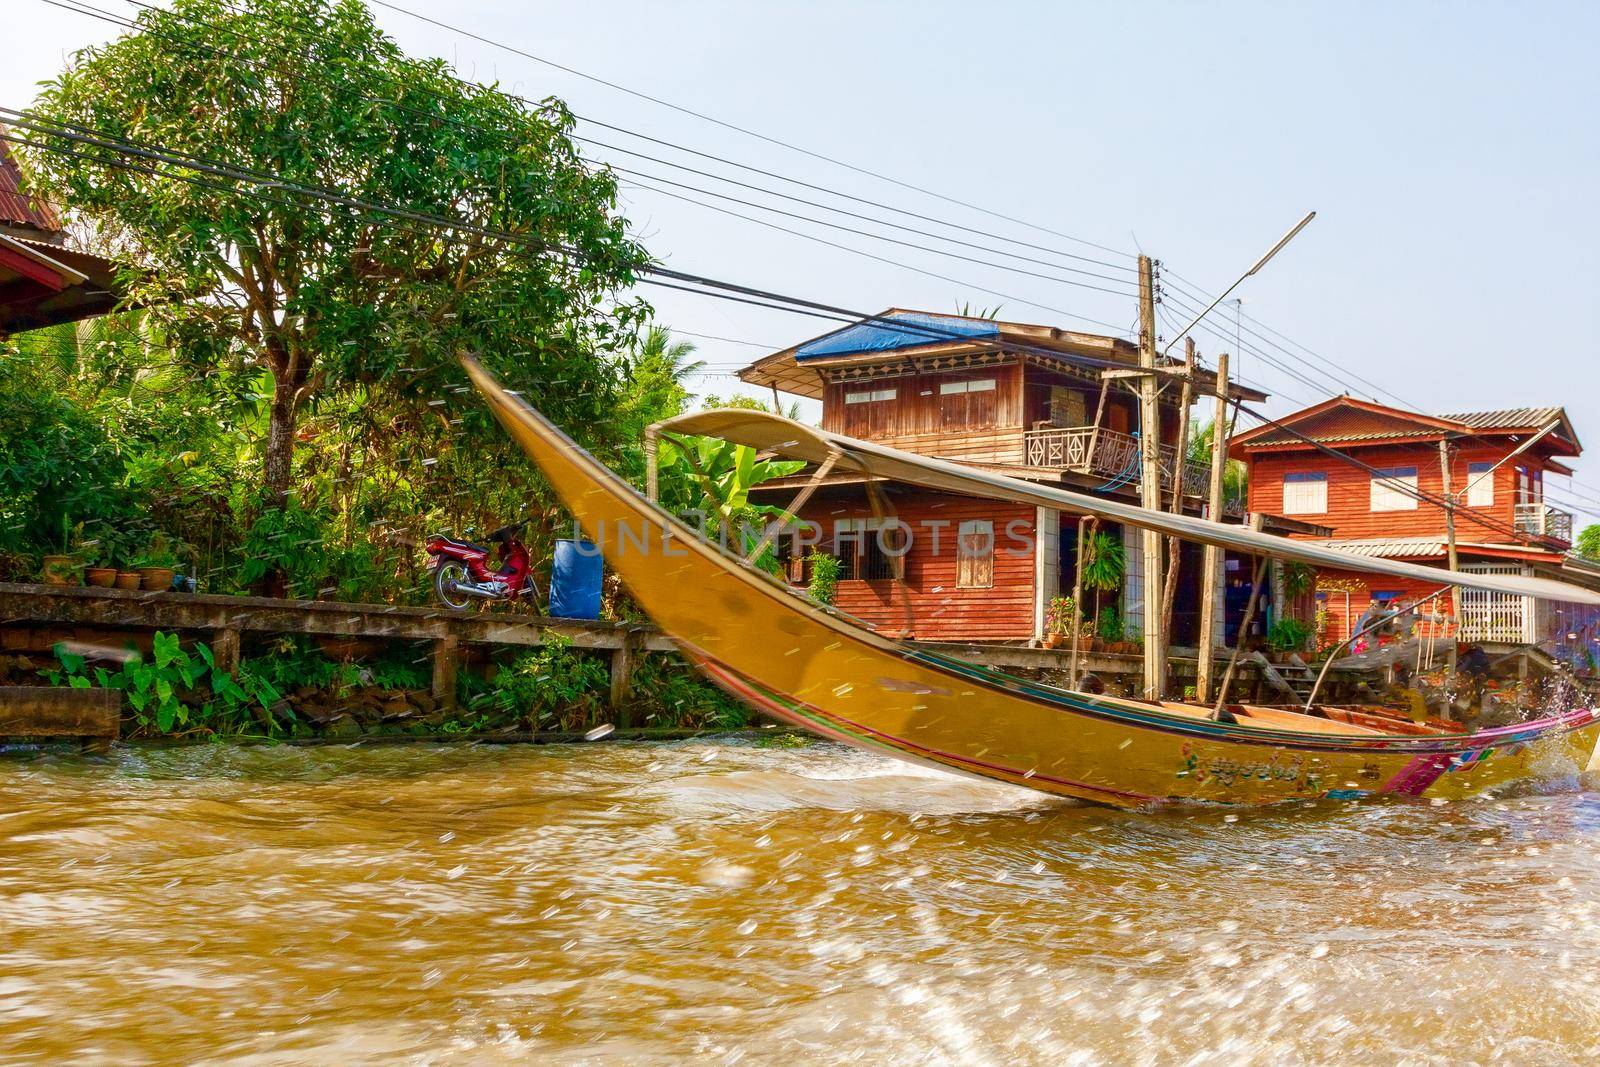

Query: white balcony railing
[[1514, 502, 1573, 545], [1023, 425, 1234, 512]]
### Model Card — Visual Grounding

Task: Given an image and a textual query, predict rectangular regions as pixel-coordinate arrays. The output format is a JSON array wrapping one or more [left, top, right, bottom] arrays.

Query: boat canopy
[[653, 408, 1600, 607]]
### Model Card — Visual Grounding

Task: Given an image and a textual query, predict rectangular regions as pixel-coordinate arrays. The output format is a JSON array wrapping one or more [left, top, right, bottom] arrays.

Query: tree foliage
[[1578, 524, 1600, 562], [17, 0, 648, 505]]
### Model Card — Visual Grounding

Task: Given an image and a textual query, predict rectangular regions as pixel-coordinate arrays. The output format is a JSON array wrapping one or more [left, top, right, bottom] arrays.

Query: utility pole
[[1137, 255, 1166, 700], [1196, 351, 1230, 704]]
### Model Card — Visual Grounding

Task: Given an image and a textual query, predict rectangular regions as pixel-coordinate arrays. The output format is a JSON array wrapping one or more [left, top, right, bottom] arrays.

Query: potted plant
[[40, 518, 84, 585], [82, 526, 118, 587], [132, 532, 181, 592], [1126, 623, 1144, 657], [1045, 596, 1079, 649], [1097, 606, 1123, 654], [1079, 530, 1125, 646], [1266, 618, 1312, 663]]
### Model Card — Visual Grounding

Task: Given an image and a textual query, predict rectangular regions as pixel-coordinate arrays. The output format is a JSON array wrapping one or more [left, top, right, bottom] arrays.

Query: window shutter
[[957, 520, 995, 589]]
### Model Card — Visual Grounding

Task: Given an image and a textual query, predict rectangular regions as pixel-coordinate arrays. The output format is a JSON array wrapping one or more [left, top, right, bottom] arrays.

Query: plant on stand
[[131, 532, 181, 592], [40, 517, 85, 585], [806, 552, 840, 606], [1046, 595, 1081, 649], [1079, 530, 1125, 646]]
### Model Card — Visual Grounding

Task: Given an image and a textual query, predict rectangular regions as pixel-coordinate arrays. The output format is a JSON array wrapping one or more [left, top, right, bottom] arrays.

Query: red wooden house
[[0, 136, 124, 338], [1230, 396, 1599, 647], [737, 309, 1267, 643]]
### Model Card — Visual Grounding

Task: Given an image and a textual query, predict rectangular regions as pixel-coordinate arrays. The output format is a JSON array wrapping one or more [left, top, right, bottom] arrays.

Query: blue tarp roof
[[795, 311, 999, 361]]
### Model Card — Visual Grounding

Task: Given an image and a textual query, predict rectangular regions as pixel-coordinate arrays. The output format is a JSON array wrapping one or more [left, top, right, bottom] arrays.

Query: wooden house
[[1230, 396, 1599, 647], [737, 309, 1268, 644], [0, 135, 124, 338]]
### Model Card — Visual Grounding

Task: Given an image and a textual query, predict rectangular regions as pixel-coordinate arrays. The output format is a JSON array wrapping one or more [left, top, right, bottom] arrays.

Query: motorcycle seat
[[441, 536, 490, 554]]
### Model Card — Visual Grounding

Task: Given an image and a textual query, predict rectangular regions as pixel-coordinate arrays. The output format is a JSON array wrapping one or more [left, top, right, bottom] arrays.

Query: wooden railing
[[1514, 502, 1573, 545], [1023, 425, 1233, 512]]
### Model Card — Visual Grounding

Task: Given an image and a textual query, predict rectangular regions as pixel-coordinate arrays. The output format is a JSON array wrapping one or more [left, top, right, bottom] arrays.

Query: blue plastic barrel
[[549, 538, 603, 619]]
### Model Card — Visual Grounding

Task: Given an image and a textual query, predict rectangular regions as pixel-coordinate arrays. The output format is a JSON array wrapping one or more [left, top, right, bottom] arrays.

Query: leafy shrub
[[42, 632, 282, 736], [1267, 617, 1314, 654], [629, 653, 749, 729], [234, 499, 331, 597], [807, 552, 840, 605], [463, 635, 610, 731], [1097, 606, 1124, 643]]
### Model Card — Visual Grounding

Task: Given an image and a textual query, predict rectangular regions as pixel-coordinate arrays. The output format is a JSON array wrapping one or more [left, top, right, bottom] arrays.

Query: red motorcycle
[[424, 522, 542, 612]]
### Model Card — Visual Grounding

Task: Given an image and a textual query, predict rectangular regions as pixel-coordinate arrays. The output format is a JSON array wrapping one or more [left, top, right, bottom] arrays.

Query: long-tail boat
[[464, 358, 1600, 809]]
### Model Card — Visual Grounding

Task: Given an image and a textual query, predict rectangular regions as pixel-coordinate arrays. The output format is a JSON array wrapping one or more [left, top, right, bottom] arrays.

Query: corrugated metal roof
[[1437, 407, 1565, 431], [0, 135, 61, 233], [1314, 537, 1447, 558], [1310, 537, 1553, 560]]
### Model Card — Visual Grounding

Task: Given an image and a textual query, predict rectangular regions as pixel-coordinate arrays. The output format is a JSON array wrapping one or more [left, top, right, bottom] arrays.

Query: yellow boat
[[464, 358, 1600, 809]]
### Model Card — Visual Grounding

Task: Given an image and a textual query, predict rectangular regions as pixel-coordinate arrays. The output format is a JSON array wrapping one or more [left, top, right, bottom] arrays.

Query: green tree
[[18, 0, 646, 509], [1577, 524, 1600, 562], [1188, 419, 1249, 507]]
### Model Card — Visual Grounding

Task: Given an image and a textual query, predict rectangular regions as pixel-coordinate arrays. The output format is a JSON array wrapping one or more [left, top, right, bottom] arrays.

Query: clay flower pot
[[138, 567, 176, 592], [86, 567, 118, 588], [115, 571, 143, 591], [41, 555, 77, 585]]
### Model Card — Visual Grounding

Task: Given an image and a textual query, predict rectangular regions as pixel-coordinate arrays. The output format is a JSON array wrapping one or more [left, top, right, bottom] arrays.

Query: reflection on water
[[1, 738, 1597, 1064]]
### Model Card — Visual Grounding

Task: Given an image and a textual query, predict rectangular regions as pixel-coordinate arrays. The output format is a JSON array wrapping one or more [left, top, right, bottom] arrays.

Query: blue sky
[[6, 1, 1599, 524]]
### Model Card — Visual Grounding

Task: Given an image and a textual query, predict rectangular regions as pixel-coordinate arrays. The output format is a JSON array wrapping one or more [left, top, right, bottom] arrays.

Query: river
[[1, 737, 1597, 1064]]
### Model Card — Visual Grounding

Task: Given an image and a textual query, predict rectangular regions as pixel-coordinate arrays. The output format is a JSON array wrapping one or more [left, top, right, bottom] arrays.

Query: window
[[1370, 466, 1418, 511], [1466, 462, 1494, 507], [833, 518, 905, 582], [956, 520, 995, 589], [1281, 471, 1327, 515], [1515, 465, 1543, 506], [838, 379, 901, 438], [937, 378, 997, 395], [937, 376, 999, 429], [1048, 386, 1087, 427]]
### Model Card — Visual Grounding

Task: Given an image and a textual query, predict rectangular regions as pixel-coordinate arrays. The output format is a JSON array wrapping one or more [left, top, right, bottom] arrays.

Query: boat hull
[[465, 361, 1600, 809]]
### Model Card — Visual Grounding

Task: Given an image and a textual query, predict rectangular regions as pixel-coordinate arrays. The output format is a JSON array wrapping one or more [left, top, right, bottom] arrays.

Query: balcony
[[1513, 502, 1573, 546], [1024, 425, 1235, 512]]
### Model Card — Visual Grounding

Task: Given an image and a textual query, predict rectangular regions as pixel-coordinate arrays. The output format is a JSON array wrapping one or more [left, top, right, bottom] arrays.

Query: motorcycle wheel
[[433, 561, 475, 611]]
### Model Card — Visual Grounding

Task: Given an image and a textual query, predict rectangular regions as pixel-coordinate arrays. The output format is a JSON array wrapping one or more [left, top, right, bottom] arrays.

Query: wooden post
[[1438, 439, 1461, 654], [1069, 517, 1090, 688], [1034, 506, 1060, 645], [644, 425, 661, 502], [1213, 514, 1267, 715], [1196, 352, 1230, 704], [1159, 339, 1197, 640], [431, 635, 458, 714], [609, 633, 636, 723], [213, 627, 241, 677], [1136, 254, 1166, 700]]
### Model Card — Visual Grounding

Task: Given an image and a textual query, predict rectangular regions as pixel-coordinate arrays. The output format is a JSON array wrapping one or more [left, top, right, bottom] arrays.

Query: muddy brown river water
[[1, 737, 1598, 1064]]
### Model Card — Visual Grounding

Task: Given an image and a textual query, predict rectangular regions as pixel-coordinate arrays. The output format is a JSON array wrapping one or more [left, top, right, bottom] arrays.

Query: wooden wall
[[793, 491, 1037, 641], [1311, 568, 1458, 648], [821, 363, 1027, 463], [1245, 442, 1538, 544]]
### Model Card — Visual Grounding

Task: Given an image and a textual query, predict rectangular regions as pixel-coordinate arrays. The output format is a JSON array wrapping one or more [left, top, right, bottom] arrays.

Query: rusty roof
[[1438, 407, 1566, 431], [1234, 396, 1581, 457], [0, 134, 62, 234]]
